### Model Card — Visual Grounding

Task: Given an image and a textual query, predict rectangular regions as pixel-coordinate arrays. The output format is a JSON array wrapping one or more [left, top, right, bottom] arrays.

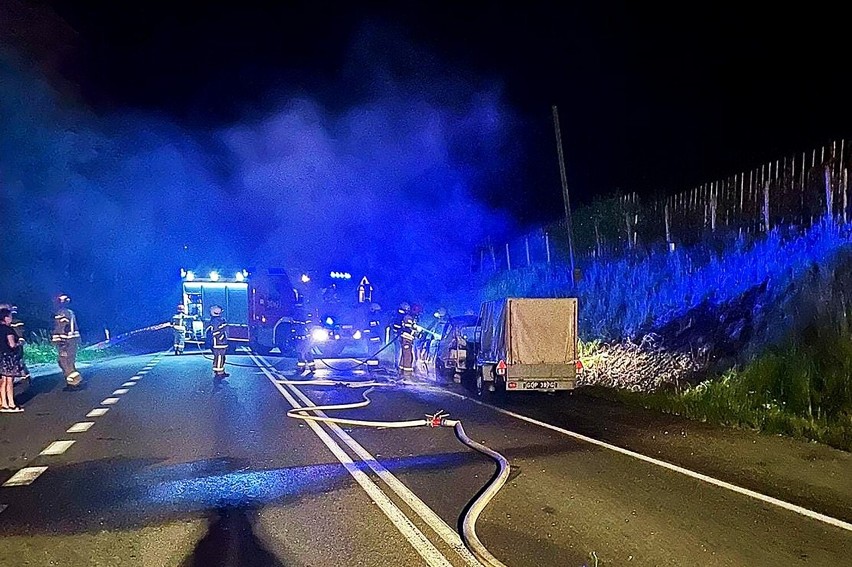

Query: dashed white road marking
[[100, 397, 120, 405], [113, 388, 130, 395], [67, 422, 95, 433], [86, 408, 109, 417], [0, 504, 7, 514], [121, 382, 136, 387], [40, 440, 76, 456], [3, 467, 48, 487], [130, 375, 142, 381], [444, 390, 852, 534]]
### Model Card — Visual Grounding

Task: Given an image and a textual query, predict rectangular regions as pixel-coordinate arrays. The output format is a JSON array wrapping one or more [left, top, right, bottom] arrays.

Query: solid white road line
[[2, 467, 48, 487], [113, 388, 130, 395], [278, 372, 483, 567], [40, 440, 76, 456], [66, 422, 95, 433], [100, 397, 120, 405], [250, 353, 454, 567], [444, 391, 852, 533], [86, 408, 109, 417]]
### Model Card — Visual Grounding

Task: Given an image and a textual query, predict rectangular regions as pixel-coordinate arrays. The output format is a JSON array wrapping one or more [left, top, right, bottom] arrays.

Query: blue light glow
[[352, 330, 362, 340], [325, 316, 334, 326], [311, 328, 330, 342], [209, 271, 220, 281], [235, 271, 245, 282], [186, 271, 196, 281]]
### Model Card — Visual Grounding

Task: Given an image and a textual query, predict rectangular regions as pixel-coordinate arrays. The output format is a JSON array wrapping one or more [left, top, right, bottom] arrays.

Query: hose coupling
[[426, 410, 450, 428]]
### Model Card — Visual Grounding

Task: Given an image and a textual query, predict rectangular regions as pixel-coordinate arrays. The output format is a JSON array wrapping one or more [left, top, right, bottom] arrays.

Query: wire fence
[[473, 139, 851, 273]]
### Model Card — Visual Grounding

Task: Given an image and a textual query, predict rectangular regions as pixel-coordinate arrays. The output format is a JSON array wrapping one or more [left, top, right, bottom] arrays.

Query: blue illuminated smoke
[[0, 18, 519, 334]]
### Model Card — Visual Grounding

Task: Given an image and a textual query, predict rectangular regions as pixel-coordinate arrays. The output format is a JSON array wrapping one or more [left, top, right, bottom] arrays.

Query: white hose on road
[[278, 373, 511, 567]]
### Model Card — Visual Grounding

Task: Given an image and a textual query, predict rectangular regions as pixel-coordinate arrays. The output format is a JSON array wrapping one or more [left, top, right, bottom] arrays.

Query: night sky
[[31, 0, 851, 217], [1, 0, 849, 330]]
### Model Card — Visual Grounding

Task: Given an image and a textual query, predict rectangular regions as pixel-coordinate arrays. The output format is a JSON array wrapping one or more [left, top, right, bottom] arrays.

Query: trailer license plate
[[523, 381, 559, 390]]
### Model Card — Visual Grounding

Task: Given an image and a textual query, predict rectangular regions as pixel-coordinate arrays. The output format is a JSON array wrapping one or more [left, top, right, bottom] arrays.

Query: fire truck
[[180, 267, 297, 354], [179, 267, 378, 357]]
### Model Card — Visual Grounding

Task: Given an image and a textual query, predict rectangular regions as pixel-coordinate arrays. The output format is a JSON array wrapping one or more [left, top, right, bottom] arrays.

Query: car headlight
[[311, 328, 330, 342], [353, 330, 362, 340]]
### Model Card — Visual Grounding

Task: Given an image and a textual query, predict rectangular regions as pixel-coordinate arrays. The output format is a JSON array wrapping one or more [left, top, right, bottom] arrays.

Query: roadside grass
[[584, 328, 852, 451], [23, 330, 113, 366], [482, 221, 851, 342]]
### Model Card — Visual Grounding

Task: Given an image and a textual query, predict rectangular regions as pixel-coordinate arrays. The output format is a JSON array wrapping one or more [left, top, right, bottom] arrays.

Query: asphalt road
[[0, 350, 850, 566]]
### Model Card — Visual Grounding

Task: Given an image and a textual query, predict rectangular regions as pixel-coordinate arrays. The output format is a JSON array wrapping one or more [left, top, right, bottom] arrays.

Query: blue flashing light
[[185, 271, 196, 281], [352, 330, 362, 340], [301, 274, 311, 283], [209, 271, 220, 281], [325, 316, 335, 326], [235, 271, 245, 282]]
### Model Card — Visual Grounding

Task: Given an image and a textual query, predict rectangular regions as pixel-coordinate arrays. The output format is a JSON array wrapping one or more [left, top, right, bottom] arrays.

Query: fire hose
[[278, 375, 510, 567]]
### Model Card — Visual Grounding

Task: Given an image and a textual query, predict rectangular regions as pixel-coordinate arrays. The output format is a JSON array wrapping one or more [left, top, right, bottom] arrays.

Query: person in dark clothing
[[206, 305, 230, 379], [0, 307, 27, 412]]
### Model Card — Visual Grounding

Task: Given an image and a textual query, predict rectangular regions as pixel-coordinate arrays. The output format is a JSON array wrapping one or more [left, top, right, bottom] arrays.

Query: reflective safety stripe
[[401, 333, 414, 340], [66, 371, 81, 379], [296, 362, 306, 367], [399, 366, 414, 372]]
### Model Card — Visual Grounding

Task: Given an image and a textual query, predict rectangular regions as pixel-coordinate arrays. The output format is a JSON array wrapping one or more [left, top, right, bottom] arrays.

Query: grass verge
[[585, 338, 852, 452]]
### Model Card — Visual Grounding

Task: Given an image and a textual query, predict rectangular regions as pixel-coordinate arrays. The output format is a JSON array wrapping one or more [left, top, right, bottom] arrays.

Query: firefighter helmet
[[410, 303, 423, 316], [398, 302, 410, 313], [58, 294, 71, 304], [210, 305, 223, 316], [434, 307, 448, 319], [177, 304, 186, 313]]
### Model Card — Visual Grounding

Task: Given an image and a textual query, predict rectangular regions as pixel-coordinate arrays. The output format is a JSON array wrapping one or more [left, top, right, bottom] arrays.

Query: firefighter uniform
[[398, 312, 417, 375], [294, 304, 316, 374], [207, 306, 229, 378], [171, 305, 189, 354], [51, 295, 82, 387]]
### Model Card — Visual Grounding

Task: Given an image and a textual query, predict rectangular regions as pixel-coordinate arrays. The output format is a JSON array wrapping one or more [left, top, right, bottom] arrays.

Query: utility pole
[[552, 105, 576, 280]]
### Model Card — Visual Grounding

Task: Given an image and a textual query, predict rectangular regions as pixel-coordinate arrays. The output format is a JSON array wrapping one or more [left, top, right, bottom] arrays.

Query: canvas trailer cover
[[478, 298, 579, 391]]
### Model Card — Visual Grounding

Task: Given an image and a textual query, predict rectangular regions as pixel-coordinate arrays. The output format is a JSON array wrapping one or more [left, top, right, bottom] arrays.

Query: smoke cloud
[[1, 20, 518, 335]]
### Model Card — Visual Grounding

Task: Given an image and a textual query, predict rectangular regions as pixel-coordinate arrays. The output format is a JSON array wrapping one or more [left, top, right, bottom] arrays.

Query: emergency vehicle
[[179, 267, 378, 357], [180, 268, 297, 354], [293, 270, 378, 358]]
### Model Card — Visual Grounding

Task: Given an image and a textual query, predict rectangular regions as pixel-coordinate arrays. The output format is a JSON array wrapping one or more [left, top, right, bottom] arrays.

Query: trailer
[[475, 297, 580, 395]]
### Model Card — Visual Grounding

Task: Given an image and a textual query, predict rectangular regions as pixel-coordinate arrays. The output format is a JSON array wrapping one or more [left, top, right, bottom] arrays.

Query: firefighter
[[206, 305, 230, 379], [367, 303, 382, 345], [293, 295, 316, 375], [171, 304, 189, 355], [398, 307, 417, 376], [51, 294, 82, 387]]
